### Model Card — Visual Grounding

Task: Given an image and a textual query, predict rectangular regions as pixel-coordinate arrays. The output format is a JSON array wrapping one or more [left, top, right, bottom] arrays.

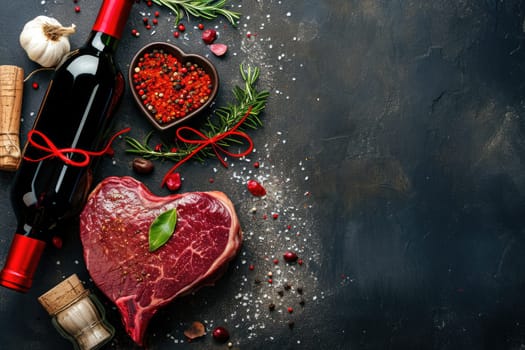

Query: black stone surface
[[1, 1, 525, 349]]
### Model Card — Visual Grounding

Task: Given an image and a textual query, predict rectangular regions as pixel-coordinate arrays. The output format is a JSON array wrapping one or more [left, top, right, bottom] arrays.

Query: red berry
[[173, 31, 180, 38], [198, 23, 204, 30], [165, 172, 182, 191], [212, 326, 230, 343], [32, 82, 39, 90], [51, 236, 63, 249], [154, 11, 160, 17], [247, 180, 266, 197], [201, 29, 217, 44], [74, 6, 80, 13], [283, 251, 298, 263], [253, 161, 260, 168], [178, 23, 186, 32]]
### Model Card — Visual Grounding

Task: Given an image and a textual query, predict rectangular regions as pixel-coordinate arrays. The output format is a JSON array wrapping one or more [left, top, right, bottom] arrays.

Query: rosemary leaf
[[152, 0, 241, 26]]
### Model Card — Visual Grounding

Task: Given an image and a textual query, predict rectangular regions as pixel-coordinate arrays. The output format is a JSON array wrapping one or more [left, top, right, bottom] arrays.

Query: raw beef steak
[[79, 176, 242, 345]]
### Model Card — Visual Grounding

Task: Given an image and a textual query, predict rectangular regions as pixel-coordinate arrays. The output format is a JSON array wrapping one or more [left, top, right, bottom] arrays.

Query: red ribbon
[[24, 127, 131, 167], [161, 106, 254, 187]]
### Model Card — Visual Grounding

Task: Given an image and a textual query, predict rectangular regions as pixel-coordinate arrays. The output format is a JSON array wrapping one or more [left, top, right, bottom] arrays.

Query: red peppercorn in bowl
[[129, 42, 219, 132]]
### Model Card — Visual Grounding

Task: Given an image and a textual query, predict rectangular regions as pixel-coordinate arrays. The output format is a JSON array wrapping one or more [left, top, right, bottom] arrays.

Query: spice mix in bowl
[[129, 42, 219, 132]]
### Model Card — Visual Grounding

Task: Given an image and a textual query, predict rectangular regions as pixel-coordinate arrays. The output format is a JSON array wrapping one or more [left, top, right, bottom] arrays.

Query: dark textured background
[[1, 1, 525, 349]]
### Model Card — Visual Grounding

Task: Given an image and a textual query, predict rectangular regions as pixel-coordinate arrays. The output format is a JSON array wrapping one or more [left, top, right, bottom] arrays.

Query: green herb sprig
[[125, 65, 269, 166], [152, 0, 241, 26]]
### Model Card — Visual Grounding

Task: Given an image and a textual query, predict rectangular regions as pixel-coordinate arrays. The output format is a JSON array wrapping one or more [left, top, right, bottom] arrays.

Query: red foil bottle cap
[[0, 234, 46, 293], [92, 0, 134, 39]]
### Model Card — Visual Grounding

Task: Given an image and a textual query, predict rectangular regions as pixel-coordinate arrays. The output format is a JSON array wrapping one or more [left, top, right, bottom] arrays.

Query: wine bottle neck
[[86, 31, 119, 53], [92, 0, 133, 41]]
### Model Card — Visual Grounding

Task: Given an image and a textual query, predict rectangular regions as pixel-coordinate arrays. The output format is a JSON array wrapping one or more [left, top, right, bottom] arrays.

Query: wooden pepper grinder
[[38, 274, 115, 350], [0, 65, 23, 171]]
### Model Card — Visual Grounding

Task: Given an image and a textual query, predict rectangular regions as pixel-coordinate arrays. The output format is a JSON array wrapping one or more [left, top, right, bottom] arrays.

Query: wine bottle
[[0, 0, 134, 293]]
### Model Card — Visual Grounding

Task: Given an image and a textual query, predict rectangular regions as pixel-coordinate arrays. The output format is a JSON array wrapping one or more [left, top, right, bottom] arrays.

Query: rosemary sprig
[[125, 64, 269, 166], [152, 0, 241, 26]]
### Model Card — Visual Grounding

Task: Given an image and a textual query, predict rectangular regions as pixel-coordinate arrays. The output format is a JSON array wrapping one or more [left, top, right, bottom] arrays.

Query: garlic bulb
[[19, 16, 76, 68]]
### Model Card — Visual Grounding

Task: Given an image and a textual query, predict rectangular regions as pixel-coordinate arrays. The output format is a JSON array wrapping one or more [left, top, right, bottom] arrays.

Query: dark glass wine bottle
[[0, 0, 134, 293]]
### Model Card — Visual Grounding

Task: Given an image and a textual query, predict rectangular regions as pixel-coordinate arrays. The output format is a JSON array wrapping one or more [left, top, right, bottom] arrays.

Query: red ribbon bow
[[161, 106, 254, 187], [24, 127, 131, 167]]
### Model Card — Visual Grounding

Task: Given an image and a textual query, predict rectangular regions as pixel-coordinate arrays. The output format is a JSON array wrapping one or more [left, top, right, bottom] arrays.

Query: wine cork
[[38, 274, 88, 315], [0, 65, 23, 171]]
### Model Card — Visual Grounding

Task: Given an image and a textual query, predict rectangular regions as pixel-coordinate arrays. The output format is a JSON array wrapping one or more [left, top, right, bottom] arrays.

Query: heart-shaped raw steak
[[79, 176, 242, 345]]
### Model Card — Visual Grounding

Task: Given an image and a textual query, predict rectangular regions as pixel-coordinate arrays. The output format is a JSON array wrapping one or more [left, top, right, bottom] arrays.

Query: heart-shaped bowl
[[128, 42, 219, 133]]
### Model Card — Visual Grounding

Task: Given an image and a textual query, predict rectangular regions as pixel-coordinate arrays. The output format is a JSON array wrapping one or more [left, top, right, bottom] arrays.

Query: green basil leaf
[[149, 208, 178, 252]]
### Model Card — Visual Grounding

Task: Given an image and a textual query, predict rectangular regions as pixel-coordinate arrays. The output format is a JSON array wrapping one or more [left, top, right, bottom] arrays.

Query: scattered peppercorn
[[284, 283, 291, 290], [253, 161, 260, 168], [297, 287, 303, 294], [198, 23, 204, 30], [277, 290, 284, 297], [287, 307, 294, 313], [272, 213, 279, 219], [32, 82, 39, 90], [173, 31, 180, 38], [288, 320, 295, 329], [283, 251, 299, 263], [74, 6, 80, 13], [178, 23, 186, 32], [268, 303, 275, 311], [299, 299, 306, 306], [212, 326, 230, 343], [51, 236, 63, 249]]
